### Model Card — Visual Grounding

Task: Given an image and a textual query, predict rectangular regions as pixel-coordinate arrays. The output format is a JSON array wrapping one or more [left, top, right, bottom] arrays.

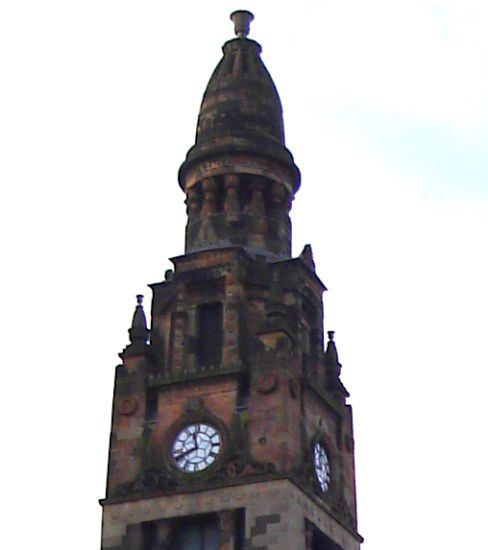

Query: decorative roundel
[[257, 373, 278, 394], [313, 442, 331, 493], [119, 397, 138, 416], [172, 423, 222, 473]]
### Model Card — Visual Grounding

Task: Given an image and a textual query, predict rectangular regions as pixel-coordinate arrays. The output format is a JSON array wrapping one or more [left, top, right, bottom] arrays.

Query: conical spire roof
[[179, 11, 300, 193], [196, 34, 284, 147]]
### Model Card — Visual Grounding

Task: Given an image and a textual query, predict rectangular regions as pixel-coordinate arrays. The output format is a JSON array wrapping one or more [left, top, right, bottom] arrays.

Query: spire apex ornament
[[131, 294, 147, 332], [325, 330, 339, 364], [122, 294, 149, 356], [325, 330, 350, 399], [300, 243, 316, 271], [230, 10, 254, 37]]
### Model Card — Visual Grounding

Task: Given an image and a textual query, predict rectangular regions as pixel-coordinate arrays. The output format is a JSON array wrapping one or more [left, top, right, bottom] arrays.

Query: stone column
[[198, 177, 219, 247], [224, 174, 240, 221], [201, 177, 218, 218], [186, 184, 201, 220], [170, 289, 186, 374], [249, 177, 267, 248], [271, 181, 286, 217]]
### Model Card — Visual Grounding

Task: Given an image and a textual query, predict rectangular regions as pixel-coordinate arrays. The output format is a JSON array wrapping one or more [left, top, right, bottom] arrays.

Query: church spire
[[179, 11, 300, 258], [102, 12, 362, 549]]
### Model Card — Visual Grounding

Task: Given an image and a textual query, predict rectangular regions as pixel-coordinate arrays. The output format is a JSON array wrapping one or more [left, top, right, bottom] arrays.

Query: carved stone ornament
[[115, 465, 177, 497], [185, 397, 205, 413], [212, 456, 276, 482], [119, 397, 138, 416], [115, 456, 275, 498], [257, 373, 278, 394]]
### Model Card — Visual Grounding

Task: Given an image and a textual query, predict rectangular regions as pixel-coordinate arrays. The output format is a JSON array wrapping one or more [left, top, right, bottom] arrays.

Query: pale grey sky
[[1, 1, 487, 548]]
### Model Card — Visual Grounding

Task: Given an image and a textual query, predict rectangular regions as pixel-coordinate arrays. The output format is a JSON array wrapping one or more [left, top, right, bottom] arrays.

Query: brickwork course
[[101, 10, 363, 550]]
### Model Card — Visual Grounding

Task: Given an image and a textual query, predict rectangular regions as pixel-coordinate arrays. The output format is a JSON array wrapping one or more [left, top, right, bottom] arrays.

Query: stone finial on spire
[[324, 331, 350, 399], [131, 295, 147, 333], [325, 330, 339, 367], [300, 244, 316, 271], [123, 294, 150, 356], [230, 10, 254, 37]]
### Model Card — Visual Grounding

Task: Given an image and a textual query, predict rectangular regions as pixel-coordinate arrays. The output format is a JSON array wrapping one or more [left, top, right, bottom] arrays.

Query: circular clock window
[[313, 442, 331, 493], [172, 423, 222, 473]]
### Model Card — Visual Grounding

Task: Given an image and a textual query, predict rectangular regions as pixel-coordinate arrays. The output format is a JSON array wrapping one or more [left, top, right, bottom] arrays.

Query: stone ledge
[[148, 364, 244, 387]]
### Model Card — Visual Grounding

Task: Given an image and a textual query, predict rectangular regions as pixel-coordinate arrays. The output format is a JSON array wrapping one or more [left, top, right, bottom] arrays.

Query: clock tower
[[101, 11, 362, 550]]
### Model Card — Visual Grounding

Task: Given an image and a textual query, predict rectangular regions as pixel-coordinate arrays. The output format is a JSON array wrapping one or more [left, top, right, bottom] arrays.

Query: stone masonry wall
[[102, 479, 361, 549]]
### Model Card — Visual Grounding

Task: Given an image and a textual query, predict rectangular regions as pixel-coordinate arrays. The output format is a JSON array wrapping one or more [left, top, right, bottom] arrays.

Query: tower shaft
[[101, 12, 362, 550]]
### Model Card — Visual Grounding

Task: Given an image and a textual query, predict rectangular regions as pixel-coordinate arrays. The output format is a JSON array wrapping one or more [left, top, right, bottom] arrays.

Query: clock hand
[[174, 446, 197, 460]]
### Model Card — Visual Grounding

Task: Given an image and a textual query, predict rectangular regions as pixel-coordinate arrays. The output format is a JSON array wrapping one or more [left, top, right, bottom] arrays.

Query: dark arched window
[[197, 302, 223, 367]]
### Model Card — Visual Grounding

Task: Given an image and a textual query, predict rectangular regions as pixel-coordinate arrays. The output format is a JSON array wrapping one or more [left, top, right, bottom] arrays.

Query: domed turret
[[178, 11, 300, 258]]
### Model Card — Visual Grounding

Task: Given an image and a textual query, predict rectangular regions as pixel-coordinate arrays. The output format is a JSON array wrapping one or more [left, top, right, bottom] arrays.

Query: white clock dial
[[172, 423, 222, 473], [313, 442, 331, 492]]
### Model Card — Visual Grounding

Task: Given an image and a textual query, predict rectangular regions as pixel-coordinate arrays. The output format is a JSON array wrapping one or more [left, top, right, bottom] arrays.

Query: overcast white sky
[[1, 1, 487, 548]]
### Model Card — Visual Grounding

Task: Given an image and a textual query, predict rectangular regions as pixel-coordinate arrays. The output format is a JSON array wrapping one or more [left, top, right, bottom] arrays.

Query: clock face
[[313, 442, 331, 493], [172, 423, 222, 473]]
